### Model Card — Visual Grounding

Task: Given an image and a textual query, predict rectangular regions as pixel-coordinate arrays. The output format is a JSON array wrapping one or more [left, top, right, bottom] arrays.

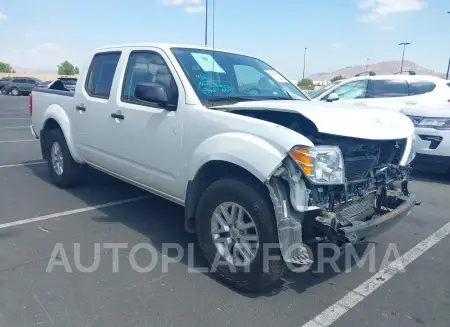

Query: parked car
[[309, 75, 450, 111], [29, 43, 417, 291], [36, 80, 54, 88], [0, 77, 11, 94], [402, 104, 450, 173], [4, 77, 42, 96], [57, 77, 77, 91]]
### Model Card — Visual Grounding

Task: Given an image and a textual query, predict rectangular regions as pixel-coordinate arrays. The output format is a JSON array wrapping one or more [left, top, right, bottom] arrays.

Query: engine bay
[[237, 109, 413, 243]]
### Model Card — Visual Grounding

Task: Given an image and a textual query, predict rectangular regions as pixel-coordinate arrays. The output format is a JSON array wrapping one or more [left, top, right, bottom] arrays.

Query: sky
[[0, 0, 449, 79]]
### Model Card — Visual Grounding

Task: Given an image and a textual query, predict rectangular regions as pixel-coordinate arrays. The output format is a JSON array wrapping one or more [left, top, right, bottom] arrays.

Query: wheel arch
[[184, 160, 273, 233], [40, 107, 83, 162]]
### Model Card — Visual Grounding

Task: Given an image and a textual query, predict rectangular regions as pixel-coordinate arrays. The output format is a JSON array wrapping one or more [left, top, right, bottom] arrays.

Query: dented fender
[[184, 129, 313, 187], [265, 156, 314, 265]]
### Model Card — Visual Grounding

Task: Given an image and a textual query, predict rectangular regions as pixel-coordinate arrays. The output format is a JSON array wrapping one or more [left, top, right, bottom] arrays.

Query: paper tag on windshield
[[191, 53, 225, 73], [265, 70, 286, 83]]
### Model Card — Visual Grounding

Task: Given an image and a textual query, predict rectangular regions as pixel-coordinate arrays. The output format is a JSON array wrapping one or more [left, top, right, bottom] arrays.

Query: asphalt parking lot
[[0, 95, 449, 327]]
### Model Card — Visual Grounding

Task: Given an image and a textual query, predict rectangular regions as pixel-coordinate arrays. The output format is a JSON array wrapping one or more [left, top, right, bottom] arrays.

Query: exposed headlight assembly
[[289, 146, 345, 185]]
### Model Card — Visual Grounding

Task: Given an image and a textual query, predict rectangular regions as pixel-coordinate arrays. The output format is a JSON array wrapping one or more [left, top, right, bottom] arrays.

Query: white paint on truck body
[[31, 43, 415, 205]]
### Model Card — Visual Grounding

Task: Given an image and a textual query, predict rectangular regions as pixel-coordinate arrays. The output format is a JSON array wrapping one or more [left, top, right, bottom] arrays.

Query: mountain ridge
[[309, 60, 446, 81]]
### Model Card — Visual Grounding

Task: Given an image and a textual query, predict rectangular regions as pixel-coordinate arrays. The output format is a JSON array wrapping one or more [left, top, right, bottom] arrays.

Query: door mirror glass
[[134, 83, 173, 109], [326, 92, 339, 102]]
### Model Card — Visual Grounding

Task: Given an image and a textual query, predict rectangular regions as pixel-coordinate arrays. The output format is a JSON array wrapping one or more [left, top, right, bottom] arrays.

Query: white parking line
[[301, 221, 450, 327], [0, 126, 28, 129], [0, 195, 150, 230], [0, 118, 30, 120], [0, 161, 46, 169], [0, 139, 37, 143]]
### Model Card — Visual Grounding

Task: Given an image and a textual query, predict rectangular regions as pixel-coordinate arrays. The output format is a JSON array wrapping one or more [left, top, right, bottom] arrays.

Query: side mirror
[[326, 92, 339, 102], [134, 83, 175, 110]]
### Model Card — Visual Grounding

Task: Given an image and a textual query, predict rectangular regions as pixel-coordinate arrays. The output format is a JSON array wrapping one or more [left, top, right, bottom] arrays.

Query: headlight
[[416, 117, 450, 130], [289, 146, 345, 184], [406, 116, 423, 127]]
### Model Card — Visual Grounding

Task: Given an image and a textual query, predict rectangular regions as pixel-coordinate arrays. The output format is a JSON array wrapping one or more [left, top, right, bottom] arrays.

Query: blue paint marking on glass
[[198, 78, 234, 95], [196, 74, 208, 81]]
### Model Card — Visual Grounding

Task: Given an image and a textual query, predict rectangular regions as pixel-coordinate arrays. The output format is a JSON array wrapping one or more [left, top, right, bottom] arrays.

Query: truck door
[[106, 48, 184, 199], [72, 51, 124, 174]]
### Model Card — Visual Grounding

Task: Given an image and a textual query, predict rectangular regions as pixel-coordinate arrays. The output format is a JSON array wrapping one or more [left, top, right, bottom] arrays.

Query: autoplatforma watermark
[[46, 242, 405, 274]]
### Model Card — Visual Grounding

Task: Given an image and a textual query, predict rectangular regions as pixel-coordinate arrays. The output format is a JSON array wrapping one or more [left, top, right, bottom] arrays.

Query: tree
[[74, 66, 80, 75], [330, 75, 345, 82], [0, 62, 14, 73], [297, 78, 314, 87], [57, 60, 76, 75]]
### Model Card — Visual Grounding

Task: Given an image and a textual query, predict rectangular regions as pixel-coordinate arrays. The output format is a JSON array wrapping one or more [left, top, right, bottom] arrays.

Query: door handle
[[111, 113, 125, 120], [76, 105, 86, 112]]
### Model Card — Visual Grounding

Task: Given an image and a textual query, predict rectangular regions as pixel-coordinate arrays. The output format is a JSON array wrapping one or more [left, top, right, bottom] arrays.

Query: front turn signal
[[289, 147, 313, 176]]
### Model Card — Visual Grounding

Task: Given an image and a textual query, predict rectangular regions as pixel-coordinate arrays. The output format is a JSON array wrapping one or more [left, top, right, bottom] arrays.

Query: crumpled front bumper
[[339, 194, 417, 243]]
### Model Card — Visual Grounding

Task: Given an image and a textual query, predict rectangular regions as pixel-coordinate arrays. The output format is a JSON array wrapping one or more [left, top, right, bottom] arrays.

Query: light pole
[[302, 47, 307, 80], [446, 12, 450, 79], [204, 0, 208, 47], [399, 42, 411, 73], [365, 58, 370, 74]]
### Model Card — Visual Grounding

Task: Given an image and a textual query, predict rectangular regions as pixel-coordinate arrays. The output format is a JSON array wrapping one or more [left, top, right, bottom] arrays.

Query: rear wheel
[[45, 128, 83, 188], [0, 87, 6, 95], [196, 178, 284, 292], [10, 87, 20, 96]]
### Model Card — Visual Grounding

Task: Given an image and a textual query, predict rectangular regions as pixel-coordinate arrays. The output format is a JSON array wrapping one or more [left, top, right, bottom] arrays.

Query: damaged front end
[[266, 134, 417, 265]]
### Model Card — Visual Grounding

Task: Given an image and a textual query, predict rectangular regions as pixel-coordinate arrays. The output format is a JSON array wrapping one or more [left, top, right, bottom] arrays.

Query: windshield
[[171, 48, 309, 105], [59, 78, 77, 85], [308, 80, 342, 99]]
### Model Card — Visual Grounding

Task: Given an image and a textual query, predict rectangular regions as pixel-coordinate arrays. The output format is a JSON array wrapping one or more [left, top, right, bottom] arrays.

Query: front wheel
[[10, 87, 20, 96], [45, 128, 83, 188], [0, 88, 6, 95], [196, 178, 284, 292]]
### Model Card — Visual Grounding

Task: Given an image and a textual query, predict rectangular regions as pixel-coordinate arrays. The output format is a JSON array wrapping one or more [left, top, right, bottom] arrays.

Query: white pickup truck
[[30, 43, 417, 291]]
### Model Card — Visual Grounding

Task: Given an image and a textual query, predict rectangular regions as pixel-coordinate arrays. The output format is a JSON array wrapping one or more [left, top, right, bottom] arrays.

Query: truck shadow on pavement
[[411, 170, 450, 185], [24, 163, 401, 297]]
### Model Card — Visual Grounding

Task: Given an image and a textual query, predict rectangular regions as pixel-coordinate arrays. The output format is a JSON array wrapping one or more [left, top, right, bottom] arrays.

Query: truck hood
[[212, 100, 415, 140]]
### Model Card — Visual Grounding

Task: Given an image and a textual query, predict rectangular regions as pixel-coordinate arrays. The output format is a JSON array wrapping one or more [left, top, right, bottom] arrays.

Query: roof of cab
[[341, 74, 447, 83], [95, 43, 246, 56]]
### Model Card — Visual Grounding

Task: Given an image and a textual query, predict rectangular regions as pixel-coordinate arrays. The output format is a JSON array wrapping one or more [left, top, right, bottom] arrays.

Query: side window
[[408, 81, 436, 95], [85, 52, 121, 98], [11, 79, 20, 83], [329, 80, 368, 100], [366, 80, 409, 98], [27, 79, 37, 84], [121, 51, 178, 108]]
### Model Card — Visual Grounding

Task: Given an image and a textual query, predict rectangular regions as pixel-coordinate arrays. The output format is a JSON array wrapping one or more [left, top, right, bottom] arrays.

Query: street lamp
[[399, 42, 411, 73], [204, 0, 208, 46], [302, 47, 307, 80], [446, 12, 450, 79], [365, 58, 370, 74]]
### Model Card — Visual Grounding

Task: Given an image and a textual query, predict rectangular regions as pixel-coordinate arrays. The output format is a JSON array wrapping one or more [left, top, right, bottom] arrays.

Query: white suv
[[309, 75, 450, 111], [402, 104, 450, 173]]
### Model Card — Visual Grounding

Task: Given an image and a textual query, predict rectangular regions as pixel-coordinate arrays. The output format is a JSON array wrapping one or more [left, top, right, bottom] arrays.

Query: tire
[[196, 178, 284, 292], [0, 88, 6, 95], [10, 87, 20, 96], [45, 128, 83, 188]]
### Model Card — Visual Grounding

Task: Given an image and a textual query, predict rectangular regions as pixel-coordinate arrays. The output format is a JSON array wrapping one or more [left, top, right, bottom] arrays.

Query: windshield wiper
[[207, 96, 259, 106]]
